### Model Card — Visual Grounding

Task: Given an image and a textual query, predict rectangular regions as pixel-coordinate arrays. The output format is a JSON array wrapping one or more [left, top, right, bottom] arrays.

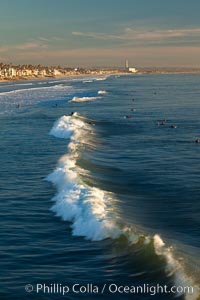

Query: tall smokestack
[[125, 59, 129, 69]]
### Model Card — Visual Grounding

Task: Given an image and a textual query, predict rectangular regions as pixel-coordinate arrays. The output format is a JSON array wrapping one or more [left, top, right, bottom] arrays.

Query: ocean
[[0, 74, 199, 300]]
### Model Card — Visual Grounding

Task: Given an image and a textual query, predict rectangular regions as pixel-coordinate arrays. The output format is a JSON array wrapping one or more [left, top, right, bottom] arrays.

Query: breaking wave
[[82, 80, 93, 83], [94, 77, 107, 81], [70, 96, 100, 103], [46, 114, 199, 300], [98, 90, 107, 95], [0, 84, 70, 96]]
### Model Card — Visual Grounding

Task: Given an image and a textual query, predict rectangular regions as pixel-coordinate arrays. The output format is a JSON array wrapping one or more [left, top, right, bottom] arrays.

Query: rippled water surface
[[0, 74, 199, 300]]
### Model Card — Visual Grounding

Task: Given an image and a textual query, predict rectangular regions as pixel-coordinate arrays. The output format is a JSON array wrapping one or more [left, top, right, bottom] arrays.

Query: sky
[[0, 0, 200, 67]]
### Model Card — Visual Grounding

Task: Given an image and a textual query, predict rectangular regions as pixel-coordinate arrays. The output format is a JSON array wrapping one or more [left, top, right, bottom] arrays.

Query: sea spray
[[154, 235, 199, 300]]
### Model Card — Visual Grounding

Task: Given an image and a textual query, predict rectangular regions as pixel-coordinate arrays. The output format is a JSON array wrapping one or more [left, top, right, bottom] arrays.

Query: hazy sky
[[0, 0, 200, 67]]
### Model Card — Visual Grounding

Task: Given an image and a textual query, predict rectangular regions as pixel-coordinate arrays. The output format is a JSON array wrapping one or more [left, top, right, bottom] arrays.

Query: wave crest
[[98, 90, 107, 95], [70, 96, 100, 103]]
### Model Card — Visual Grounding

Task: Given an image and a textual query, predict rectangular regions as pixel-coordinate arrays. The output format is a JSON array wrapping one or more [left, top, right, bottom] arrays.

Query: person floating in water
[[157, 119, 167, 126], [170, 125, 177, 128], [195, 139, 200, 143], [70, 112, 74, 116]]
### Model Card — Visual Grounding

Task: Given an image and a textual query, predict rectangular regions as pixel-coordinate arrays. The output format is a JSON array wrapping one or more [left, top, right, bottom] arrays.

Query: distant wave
[[0, 84, 70, 96], [98, 90, 107, 95], [82, 80, 93, 83], [47, 114, 199, 300], [49, 80, 69, 84], [0, 86, 50, 96], [70, 96, 100, 103], [94, 77, 107, 81], [37, 81, 48, 85], [0, 82, 34, 88]]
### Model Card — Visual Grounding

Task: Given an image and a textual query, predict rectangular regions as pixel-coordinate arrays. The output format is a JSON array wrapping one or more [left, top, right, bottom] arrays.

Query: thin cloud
[[15, 41, 47, 50], [72, 27, 200, 43], [38, 36, 65, 42], [0, 40, 48, 54], [72, 31, 120, 40]]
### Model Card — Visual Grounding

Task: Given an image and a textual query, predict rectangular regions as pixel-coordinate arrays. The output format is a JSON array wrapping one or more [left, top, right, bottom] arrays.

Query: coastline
[[1, 70, 200, 84], [0, 71, 125, 84]]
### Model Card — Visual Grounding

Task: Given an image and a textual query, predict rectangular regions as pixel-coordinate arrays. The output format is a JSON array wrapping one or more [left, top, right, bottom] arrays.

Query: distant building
[[128, 67, 138, 73], [125, 59, 138, 73], [53, 69, 62, 76], [38, 69, 47, 76], [8, 67, 17, 77]]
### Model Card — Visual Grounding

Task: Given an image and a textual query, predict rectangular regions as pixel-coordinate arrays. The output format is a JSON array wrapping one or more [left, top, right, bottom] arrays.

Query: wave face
[[47, 113, 199, 300]]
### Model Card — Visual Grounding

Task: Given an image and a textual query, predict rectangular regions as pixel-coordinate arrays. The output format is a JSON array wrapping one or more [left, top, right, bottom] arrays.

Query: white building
[[125, 59, 138, 73], [53, 69, 62, 76], [8, 67, 17, 77], [128, 67, 138, 73]]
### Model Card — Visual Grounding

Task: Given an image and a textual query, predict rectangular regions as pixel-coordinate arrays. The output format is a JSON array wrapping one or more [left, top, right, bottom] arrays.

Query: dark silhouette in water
[[157, 119, 167, 126], [124, 115, 133, 119], [170, 125, 177, 128], [195, 139, 200, 143]]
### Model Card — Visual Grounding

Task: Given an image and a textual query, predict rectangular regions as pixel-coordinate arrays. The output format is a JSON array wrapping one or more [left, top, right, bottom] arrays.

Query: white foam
[[0, 86, 50, 95], [94, 77, 107, 81], [83, 80, 93, 83], [0, 84, 69, 96], [49, 115, 89, 139], [154, 235, 199, 300], [70, 96, 100, 103], [98, 90, 107, 95], [47, 115, 121, 241]]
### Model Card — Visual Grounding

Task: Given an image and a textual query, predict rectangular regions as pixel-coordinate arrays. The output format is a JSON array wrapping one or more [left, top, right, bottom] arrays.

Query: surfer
[[124, 115, 132, 119]]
